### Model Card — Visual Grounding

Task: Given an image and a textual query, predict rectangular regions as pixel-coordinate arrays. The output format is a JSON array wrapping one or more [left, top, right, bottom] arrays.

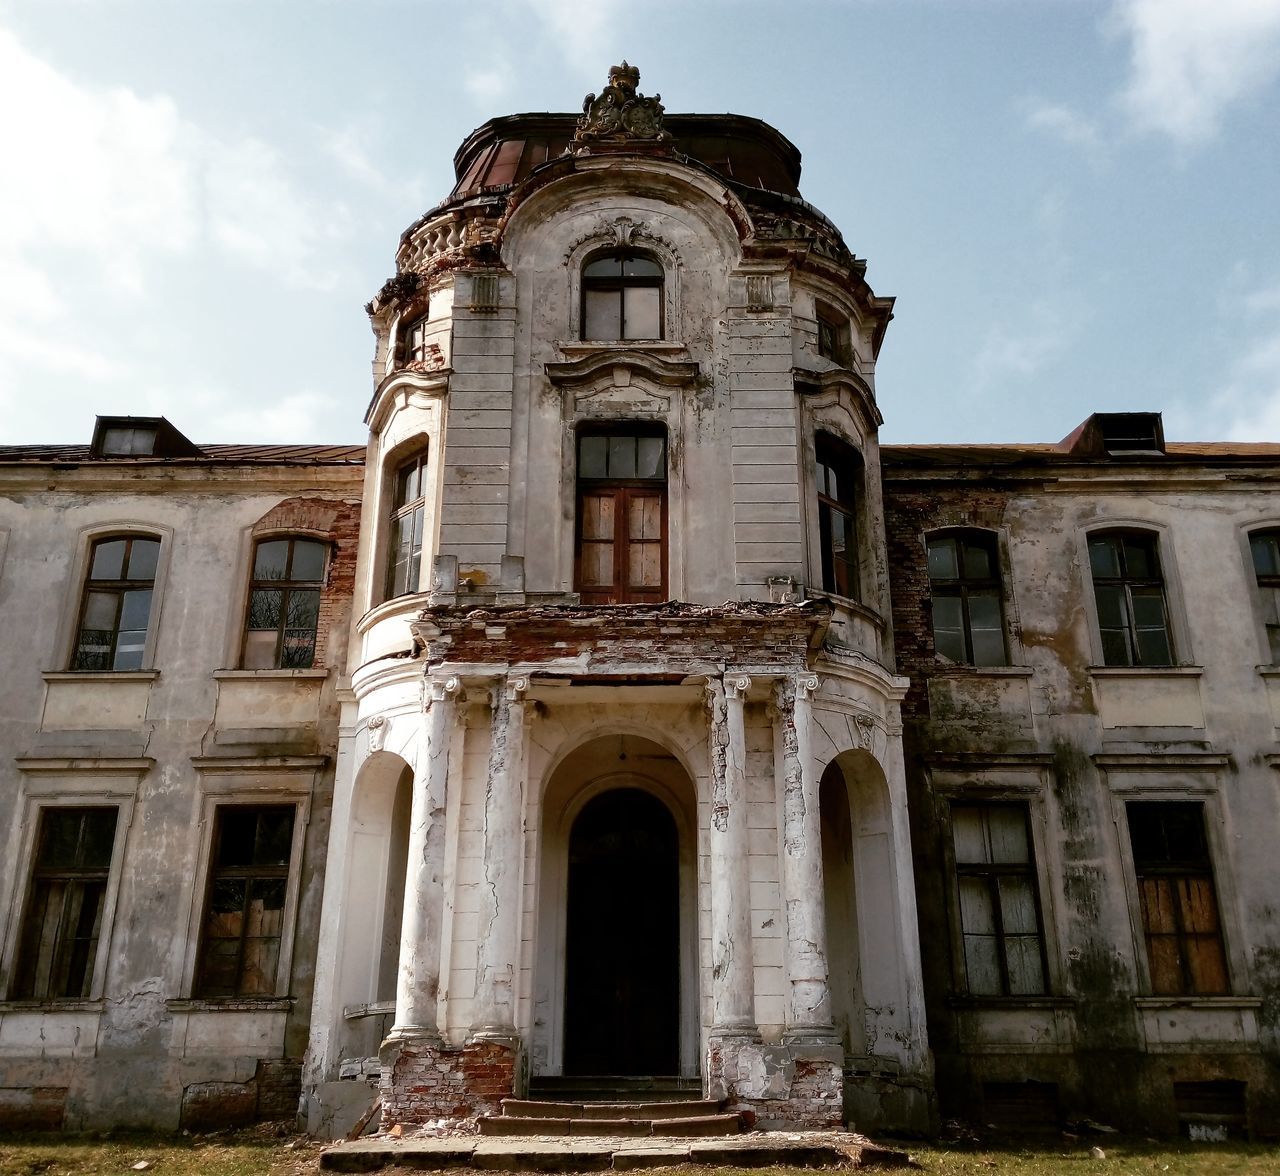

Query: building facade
[[0, 67, 1276, 1139]]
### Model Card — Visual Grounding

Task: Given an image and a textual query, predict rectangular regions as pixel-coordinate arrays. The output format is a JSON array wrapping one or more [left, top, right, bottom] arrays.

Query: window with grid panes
[[575, 428, 666, 604], [1127, 801, 1229, 996], [1088, 530, 1174, 666], [581, 252, 663, 341], [1249, 529, 1280, 663], [72, 535, 160, 670], [242, 537, 326, 669], [195, 806, 296, 998], [13, 807, 118, 1000], [386, 451, 428, 598], [816, 302, 850, 366], [927, 531, 1008, 666], [815, 433, 860, 599], [951, 802, 1047, 995], [398, 313, 430, 365]]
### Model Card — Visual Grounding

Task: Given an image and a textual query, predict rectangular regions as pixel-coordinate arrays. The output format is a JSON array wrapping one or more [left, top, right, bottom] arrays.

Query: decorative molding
[[546, 348, 699, 389], [724, 673, 753, 700], [573, 62, 671, 148], [365, 714, 388, 753], [745, 275, 774, 312]]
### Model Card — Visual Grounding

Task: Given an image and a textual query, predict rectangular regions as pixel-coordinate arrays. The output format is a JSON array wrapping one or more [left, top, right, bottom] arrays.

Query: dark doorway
[[564, 788, 679, 1075]]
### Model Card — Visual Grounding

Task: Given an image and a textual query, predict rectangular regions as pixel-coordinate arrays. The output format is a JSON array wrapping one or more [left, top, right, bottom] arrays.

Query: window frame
[[180, 781, 312, 1002], [573, 423, 668, 604], [579, 249, 665, 343], [396, 309, 431, 367], [1122, 799, 1232, 998], [948, 800, 1050, 997], [1246, 526, 1280, 665], [926, 529, 1009, 667], [815, 301, 851, 367], [813, 431, 862, 602], [62, 527, 169, 673], [1086, 527, 1177, 667], [385, 448, 430, 601], [0, 776, 138, 1005], [240, 535, 329, 670]]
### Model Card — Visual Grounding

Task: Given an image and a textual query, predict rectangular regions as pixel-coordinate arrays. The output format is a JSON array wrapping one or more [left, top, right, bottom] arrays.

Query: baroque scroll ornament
[[574, 61, 671, 147]]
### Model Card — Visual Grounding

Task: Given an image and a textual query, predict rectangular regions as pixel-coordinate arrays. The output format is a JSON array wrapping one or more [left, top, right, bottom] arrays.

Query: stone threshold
[[320, 1131, 909, 1172]]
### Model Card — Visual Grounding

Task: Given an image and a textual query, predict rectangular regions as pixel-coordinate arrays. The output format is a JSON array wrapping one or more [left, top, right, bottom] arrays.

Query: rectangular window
[[1249, 530, 1280, 663], [951, 802, 1046, 995], [815, 433, 860, 599], [243, 537, 326, 669], [386, 452, 428, 599], [927, 531, 1008, 666], [195, 805, 296, 998], [816, 303, 850, 366], [1088, 531, 1174, 666], [73, 536, 160, 671], [14, 807, 118, 1000], [1127, 801, 1229, 996], [575, 429, 667, 604]]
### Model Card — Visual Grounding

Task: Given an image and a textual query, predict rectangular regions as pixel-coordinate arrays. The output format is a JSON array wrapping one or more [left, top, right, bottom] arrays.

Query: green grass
[[1, 1133, 1275, 1176]]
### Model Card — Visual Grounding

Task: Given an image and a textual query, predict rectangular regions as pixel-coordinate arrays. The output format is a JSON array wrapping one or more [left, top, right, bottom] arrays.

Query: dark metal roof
[[0, 443, 366, 465], [449, 112, 804, 202]]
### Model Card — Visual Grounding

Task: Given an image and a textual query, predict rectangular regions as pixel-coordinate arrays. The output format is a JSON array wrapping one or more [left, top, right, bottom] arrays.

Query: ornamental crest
[[573, 61, 671, 147]]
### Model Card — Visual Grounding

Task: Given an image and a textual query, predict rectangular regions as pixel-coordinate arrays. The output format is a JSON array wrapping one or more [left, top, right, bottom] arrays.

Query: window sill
[[167, 998, 294, 1012], [0, 999, 104, 1012], [808, 590, 885, 630], [1134, 996, 1262, 1010], [42, 670, 160, 683], [343, 999, 395, 1021], [930, 664, 1033, 678], [1088, 665, 1203, 678], [213, 668, 329, 681], [557, 340, 687, 356], [948, 995, 1076, 1010], [1256, 666, 1280, 677]]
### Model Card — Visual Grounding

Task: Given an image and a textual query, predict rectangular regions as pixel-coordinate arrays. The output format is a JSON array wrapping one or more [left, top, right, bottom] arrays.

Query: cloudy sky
[[2, 0, 1278, 446]]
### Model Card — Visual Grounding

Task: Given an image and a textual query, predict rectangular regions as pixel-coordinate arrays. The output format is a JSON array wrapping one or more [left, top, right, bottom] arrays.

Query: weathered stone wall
[[379, 1038, 516, 1125]]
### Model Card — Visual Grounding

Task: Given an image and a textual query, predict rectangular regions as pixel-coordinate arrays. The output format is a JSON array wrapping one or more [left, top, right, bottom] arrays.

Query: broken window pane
[[1089, 530, 1174, 667], [926, 531, 1008, 665], [74, 536, 159, 671]]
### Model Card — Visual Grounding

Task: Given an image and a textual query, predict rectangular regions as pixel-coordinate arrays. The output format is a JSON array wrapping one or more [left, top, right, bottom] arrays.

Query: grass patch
[[901, 1139, 1278, 1175]]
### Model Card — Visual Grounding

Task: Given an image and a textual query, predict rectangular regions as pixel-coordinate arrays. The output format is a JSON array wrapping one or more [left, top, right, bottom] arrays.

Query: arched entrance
[[564, 788, 679, 1075]]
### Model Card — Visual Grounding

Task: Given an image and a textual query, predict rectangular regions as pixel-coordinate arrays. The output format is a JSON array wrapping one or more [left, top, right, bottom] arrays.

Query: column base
[[379, 1032, 520, 1126], [706, 1036, 844, 1130]]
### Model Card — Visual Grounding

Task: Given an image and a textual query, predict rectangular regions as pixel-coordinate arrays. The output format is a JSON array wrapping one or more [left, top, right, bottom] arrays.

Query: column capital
[[504, 674, 529, 703], [723, 673, 753, 700], [425, 674, 464, 705]]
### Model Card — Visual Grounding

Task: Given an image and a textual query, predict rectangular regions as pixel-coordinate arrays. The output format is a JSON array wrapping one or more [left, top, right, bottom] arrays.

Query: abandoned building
[[0, 65, 1277, 1140]]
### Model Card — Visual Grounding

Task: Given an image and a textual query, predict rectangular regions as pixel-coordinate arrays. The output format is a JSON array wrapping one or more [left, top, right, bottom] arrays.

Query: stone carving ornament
[[574, 61, 671, 147]]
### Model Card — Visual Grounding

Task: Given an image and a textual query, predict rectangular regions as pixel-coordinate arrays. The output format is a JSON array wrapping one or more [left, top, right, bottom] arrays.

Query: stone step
[[500, 1098, 724, 1120], [477, 1111, 742, 1138], [527, 1076, 701, 1104]]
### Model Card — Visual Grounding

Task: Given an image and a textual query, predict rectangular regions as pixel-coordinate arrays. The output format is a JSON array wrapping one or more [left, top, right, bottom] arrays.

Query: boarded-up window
[[195, 806, 296, 998], [927, 530, 1008, 666], [1249, 530, 1280, 663], [575, 428, 666, 604], [14, 807, 118, 999], [1128, 801, 1229, 996], [951, 802, 1046, 996]]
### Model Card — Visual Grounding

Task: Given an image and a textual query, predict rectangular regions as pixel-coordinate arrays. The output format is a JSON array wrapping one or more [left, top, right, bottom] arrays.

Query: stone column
[[706, 674, 758, 1036], [470, 674, 528, 1040], [389, 674, 461, 1041], [775, 673, 836, 1042]]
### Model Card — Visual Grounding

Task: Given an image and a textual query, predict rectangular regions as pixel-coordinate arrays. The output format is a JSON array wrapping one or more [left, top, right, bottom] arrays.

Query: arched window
[[72, 535, 160, 670], [581, 251, 663, 341], [1249, 528, 1280, 663], [575, 425, 667, 603], [242, 536, 327, 669], [1088, 529, 1174, 666], [814, 433, 860, 599], [926, 530, 1008, 666], [386, 450, 429, 598]]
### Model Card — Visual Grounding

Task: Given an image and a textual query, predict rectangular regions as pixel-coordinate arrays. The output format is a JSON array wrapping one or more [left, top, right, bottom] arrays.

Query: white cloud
[[1110, 0, 1280, 145], [464, 67, 512, 104], [1024, 100, 1103, 154], [973, 300, 1077, 389], [523, 0, 616, 64]]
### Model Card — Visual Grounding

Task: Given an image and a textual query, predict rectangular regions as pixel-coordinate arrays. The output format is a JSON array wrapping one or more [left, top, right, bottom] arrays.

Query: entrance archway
[[564, 788, 679, 1074]]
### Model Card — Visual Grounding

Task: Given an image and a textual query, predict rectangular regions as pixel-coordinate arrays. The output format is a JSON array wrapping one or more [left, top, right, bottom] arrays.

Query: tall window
[[72, 535, 160, 670], [243, 537, 326, 669], [1127, 802, 1229, 996], [13, 807, 118, 1000], [927, 531, 1007, 666], [816, 302, 850, 365], [398, 313, 429, 365], [575, 427, 667, 604], [195, 805, 296, 998], [1249, 529, 1280, 663], [815, 433, 860, 599], [1088, 530, 1174, 666], [951, 802, 1047, 996], [581, 251, 663, 341], [387, 451, 428, 598]]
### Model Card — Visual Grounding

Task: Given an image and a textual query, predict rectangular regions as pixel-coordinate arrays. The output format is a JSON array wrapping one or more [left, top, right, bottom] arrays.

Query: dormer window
[[100, 426, 157, 456], [582, 251, 663, 341]]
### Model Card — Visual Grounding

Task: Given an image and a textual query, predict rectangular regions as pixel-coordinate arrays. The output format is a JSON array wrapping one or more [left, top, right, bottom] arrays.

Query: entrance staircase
[[478, 1076, 742, 1138]]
